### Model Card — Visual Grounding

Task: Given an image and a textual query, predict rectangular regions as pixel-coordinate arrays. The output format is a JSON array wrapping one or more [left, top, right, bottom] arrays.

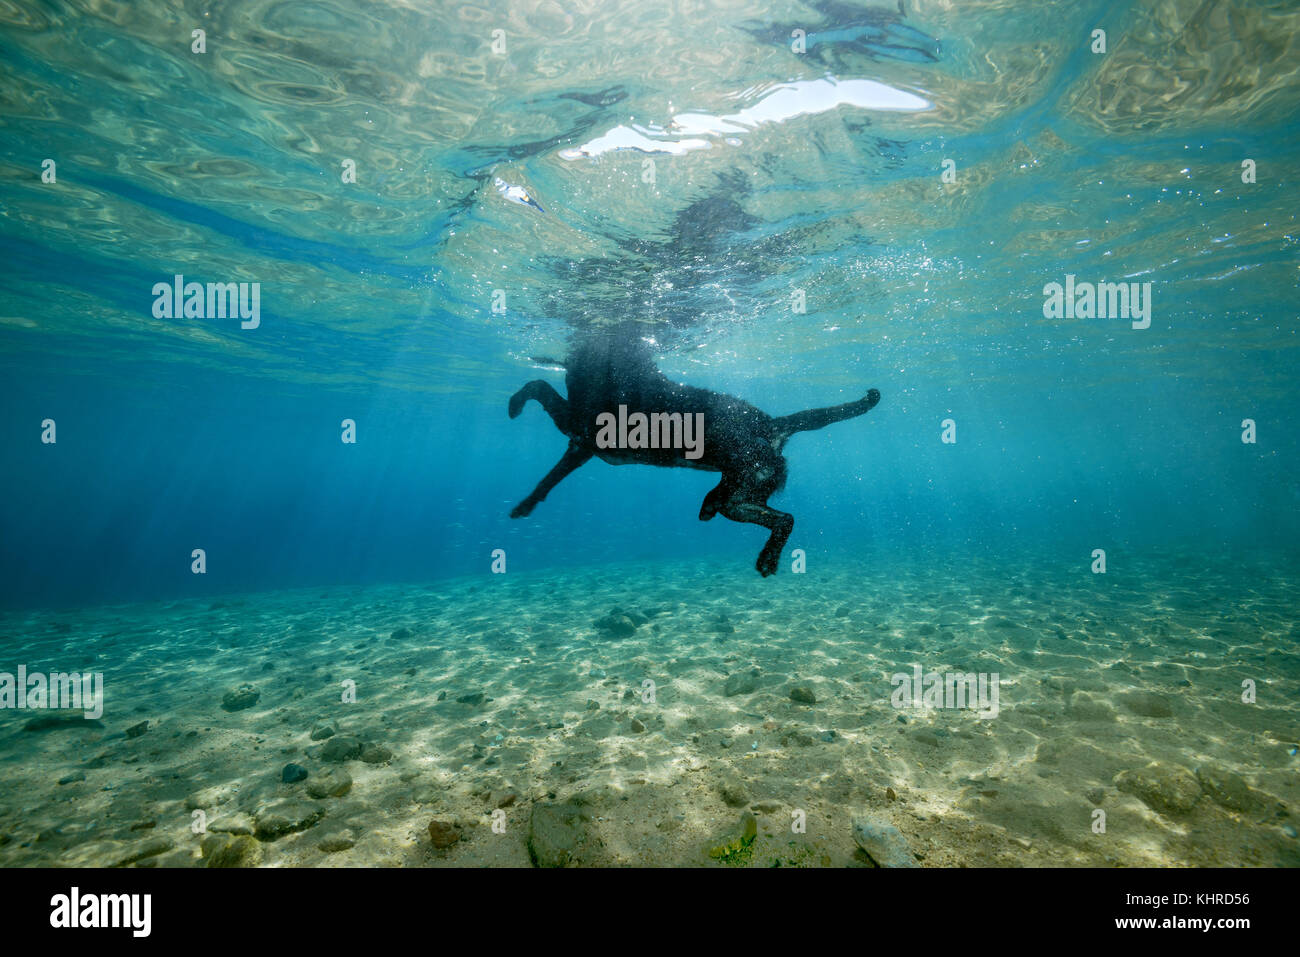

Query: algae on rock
[[707, 811, 758, 865]]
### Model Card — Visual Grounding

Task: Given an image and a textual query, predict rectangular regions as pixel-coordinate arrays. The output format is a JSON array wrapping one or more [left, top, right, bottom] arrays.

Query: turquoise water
[[0, 0, 1297, 867]]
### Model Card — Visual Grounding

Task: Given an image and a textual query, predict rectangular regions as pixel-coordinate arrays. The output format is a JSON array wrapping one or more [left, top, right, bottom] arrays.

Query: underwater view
[[1, 0, 1298, 878]]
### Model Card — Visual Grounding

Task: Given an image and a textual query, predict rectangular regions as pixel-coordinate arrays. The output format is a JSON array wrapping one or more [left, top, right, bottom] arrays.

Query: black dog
[[508, 328, 880, 576]]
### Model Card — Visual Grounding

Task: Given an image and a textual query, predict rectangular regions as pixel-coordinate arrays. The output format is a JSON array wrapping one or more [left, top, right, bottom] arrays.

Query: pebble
[[709, 615, 735, 635], [209, 813, 254, 836], [125, 721, 150, 739], [319, 736, 363, 763], [319, 831, 357, 853], [306, 768, 353, 799], [281, 763, 309, 784], [1068, 692, 1116, 722], [427, 819, 460, 849], [360, 743, 393, 764], [113, 837, 174, 867], [851, 814, 918, 868], [719, 778, 750, 808], [22, 712, 104, 732], [1195, 765, 1262, 813], [220, 685, 260, 712], [724, 670, 759, 697], [910, 728, 942, 747], [252, 800, 326, 841], [202, 834, 260, 868], [706, 812, 757, 862], [57, 771, 87, 785], [593, 610, 637, 638], [789, 686, 816, 705], [1118, 690, 1173, 718], [1115, 763, 1201, 816], [527, 802, 590, 867]]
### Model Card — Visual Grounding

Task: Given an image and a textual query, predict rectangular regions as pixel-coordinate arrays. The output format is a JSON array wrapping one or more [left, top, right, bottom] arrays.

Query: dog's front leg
[[510, 441, 593, 518], [508, 380, 570, 432]]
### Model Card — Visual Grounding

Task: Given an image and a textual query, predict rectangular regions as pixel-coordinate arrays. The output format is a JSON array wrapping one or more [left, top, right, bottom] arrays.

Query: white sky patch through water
[[560, 76, 931, 159]]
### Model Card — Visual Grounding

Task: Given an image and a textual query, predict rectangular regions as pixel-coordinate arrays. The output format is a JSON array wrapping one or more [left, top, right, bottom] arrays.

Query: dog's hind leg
[[508, 380, 570, 430], [773, 388, 880, 440], [699, 474, 736, 521], [510, 441, 592, 518], [720, 498, 794, 577]]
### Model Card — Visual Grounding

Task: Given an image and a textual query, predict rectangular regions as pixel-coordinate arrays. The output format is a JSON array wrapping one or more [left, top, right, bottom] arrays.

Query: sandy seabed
[[1, 551, 1297, 868]]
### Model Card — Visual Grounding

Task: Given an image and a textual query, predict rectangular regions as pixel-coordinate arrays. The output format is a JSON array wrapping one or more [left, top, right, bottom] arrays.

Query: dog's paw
[[755, 551, 779, 577], [507, 394, 526, 419], [698, 503, 717, 521], [864, 388, 881, 408], [510, 500, 534, 519]]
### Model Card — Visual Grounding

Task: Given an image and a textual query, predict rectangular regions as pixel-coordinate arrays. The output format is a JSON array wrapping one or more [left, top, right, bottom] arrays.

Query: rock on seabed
[[851, 815, 919, 868], [527, 803, 589, 867]]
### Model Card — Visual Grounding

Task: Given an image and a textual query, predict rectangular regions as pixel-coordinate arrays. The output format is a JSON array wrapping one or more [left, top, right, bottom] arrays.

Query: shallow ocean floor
[[0, 552, 1297, 867]]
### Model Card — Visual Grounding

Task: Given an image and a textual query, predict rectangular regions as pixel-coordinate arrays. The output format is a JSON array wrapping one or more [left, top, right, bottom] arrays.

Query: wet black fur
[[508, 327, 880, 576]]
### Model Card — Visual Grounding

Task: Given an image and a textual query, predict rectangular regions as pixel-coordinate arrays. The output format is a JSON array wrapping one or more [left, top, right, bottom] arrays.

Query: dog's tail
[[772, 388, 881, 443]]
